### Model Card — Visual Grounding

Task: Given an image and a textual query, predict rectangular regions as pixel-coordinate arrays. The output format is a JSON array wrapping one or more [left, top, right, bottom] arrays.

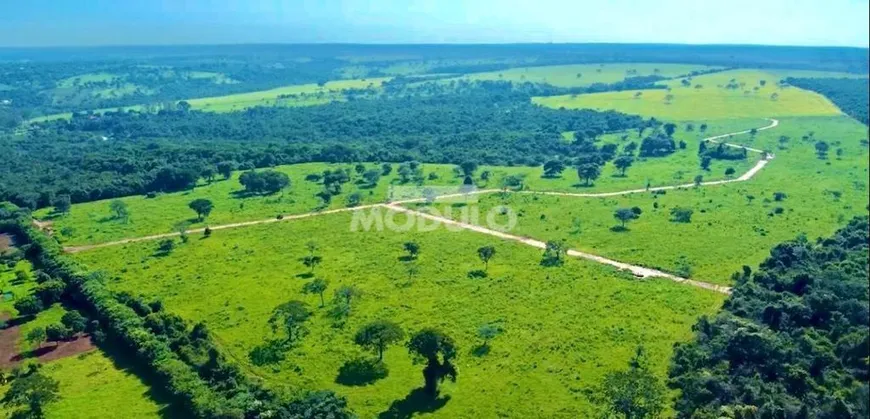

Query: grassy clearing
[[185, 77, 391, 112], [411, 116, 869, 285], [534, 69, 845, 120], [41, 121, 764, 248], [57, 73, 119, 88], [74, 211, 725, 418], [0, 349, 168, 419], [0, 259, 34, 317], [446, 63, 719, 87]]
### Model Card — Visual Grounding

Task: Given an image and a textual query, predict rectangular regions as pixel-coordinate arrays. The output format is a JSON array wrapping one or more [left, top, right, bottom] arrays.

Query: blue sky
[[1, 0, 868, 47]]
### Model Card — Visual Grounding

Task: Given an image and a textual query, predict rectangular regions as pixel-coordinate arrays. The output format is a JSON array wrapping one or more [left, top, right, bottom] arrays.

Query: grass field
[[0, 349, 168, 419], [0, 260, 34, 318], [445, 63, 719, 87], [73, 211, 725, 418], [409, 116, 869, 284], [39, 123, 764, 248], [184, 77, 391, 112], [533, 69, 847, 120], [57, 73, 119, 88]]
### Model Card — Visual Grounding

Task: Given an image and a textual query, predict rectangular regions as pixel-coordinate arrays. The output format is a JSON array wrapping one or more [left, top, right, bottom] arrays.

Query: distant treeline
[[0, 82, 646, 209], [786, 77, 869, 125], [670, 216, 870, 418], [1, 43, 867, 127]]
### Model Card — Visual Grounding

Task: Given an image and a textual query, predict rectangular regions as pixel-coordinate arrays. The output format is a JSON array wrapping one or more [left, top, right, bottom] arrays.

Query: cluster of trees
[[238, 170, 291, 195], [670, 216, 869, 418], [1, 83, 646, 209], [0, 203, 355, 418], [698, 140, 748, 162], [785, 77, 869, 125]]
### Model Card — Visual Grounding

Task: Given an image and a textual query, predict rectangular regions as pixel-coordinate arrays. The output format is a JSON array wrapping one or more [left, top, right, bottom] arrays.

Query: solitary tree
[[403, 241, 421, 259], [577, 163, 602, 186], [613, 155, 634, 176], [1, 370, 60, 419], [670, 207, 694, 223], [663, 123, 677, 137], [188, 199, 213, 222], [269, 300, 311, 343], [542, 239, 567, 266], [302, 278, 329, 307], [407, 329, 458, 396], [354, 320, 405, 361], [477, 246, 496, 272], [334, 285, 362, 310], [724, 167, 736, 177], [694, 175, 704, 186], [362, 169, 381, 186], [109, 199, 129, 222], [613, 208, 639, 228], [302, 255, 323, 274]]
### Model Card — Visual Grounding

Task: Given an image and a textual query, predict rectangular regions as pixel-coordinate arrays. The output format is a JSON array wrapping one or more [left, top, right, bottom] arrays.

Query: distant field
[[185, 77, 391, 112], [445, 63, 720, 87], [57, 73, 119, 88], [74, 211, 725, 418], [39, 121, 763, 247], [534, 69, 846, 119]]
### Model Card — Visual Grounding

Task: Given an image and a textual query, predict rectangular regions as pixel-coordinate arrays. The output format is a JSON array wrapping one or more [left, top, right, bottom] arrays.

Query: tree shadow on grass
[[335, 357, 388, 386], [98, 337, 188, 419], [471, 344, 490, 357], [609, 226, 629, 232], [571, 183, 594, 189], [378, 388, 451, 419], [295, 272, 314, 279], [397, 255, 416, 262]]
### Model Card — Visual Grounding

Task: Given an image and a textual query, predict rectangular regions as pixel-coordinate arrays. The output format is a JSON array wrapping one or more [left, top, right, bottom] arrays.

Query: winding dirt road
[[62, 119, 779, 295]]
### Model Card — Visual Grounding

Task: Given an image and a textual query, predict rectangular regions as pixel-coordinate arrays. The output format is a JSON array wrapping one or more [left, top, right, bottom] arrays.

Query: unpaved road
[[61, 119, 778, 295]]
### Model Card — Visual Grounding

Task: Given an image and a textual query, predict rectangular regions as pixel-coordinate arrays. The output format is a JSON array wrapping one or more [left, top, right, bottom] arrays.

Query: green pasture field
[[0, 350, 168, 419], [39, 121, 764, 248], [73, 211, 725, 418], [533, 69, 847, 119], [410, 115, 869, 285], [184, 77, 391, 112], [444, 63, 720, 87]]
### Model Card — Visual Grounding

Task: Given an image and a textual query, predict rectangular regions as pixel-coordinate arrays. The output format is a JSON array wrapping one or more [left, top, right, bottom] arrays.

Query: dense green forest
[[0, 82, 647, 208], [670, 216, 870, 418], [786, 77, 869, 125]]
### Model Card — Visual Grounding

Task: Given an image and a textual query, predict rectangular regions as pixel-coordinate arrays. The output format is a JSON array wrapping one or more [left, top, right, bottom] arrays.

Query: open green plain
[[445, 63, 720, 87], [39, 128, 762, 248], [533, 69, 848, 119], [74, 211, 725, 418]]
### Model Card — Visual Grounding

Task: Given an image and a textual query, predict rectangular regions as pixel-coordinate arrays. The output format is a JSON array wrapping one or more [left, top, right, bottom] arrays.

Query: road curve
[[60, 119, 778, 295]]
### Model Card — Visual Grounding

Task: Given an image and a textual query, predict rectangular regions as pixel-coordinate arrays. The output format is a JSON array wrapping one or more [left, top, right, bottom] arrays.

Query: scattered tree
[[477, 245, 496, 272], [269, 300, 310, 343], [354, 320, 405, 361], [542, 239, 567, 266], [302, 278, 329, 307], [613, 208, 639, 229], [613, 155, 634, 176], [109, 199, 129, 222], [188, 198, 213, 221], [594, 346, 665, 419], [407, 329, 458, 396], [403, 241, 421, 260], [670, 207, 694, 223], [543, 160, 566, 178], [693, 175, 703, 186], [577, 163, 602, 186]]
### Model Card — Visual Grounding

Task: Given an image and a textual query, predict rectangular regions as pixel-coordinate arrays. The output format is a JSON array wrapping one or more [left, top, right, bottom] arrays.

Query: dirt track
[[60, 120, 779, 295]]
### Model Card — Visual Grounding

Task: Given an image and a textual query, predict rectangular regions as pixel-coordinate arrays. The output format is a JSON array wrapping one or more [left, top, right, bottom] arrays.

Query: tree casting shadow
[[335, 358, 388, 386], [378, 388, 451, 419]]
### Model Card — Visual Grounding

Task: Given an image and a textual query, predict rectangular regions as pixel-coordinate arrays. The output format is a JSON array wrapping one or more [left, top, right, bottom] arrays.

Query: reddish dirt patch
[[0, 314, 96, 369]]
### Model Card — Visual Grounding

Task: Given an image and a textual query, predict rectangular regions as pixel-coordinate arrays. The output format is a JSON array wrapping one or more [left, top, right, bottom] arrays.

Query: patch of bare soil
[[0, 313, 96, 369]]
